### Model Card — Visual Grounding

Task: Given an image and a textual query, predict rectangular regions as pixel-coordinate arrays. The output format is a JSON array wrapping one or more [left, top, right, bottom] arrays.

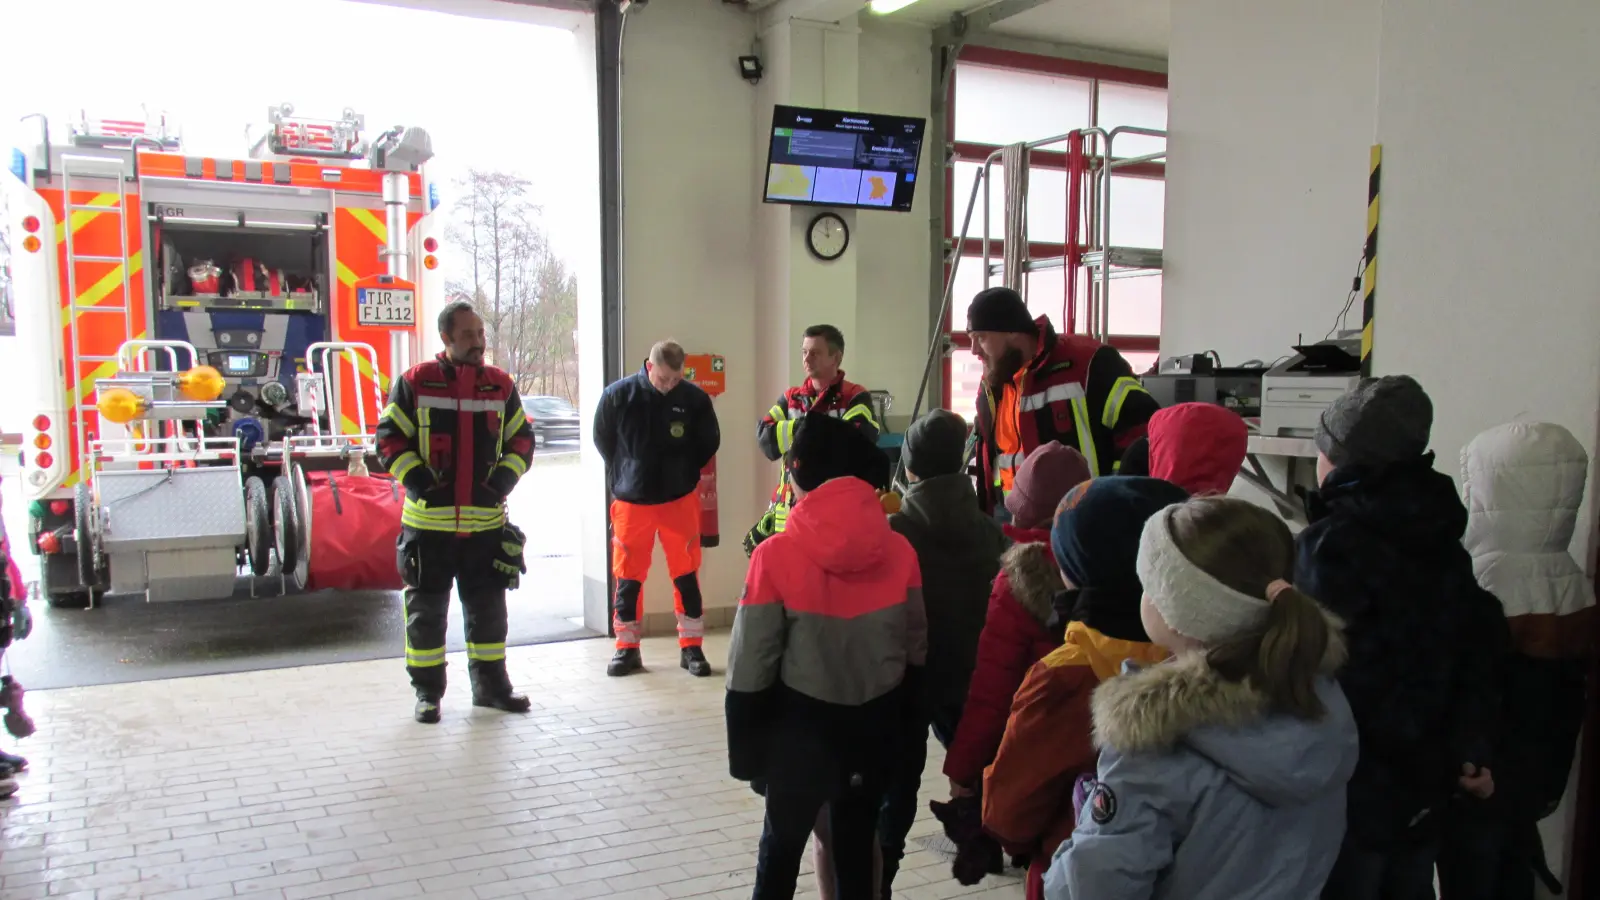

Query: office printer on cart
[[1259, 338, 1362, 437]]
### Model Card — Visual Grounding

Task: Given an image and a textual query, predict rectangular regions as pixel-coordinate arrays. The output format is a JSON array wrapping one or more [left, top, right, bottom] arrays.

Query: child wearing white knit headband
[[1042, 496, 1360, 900]]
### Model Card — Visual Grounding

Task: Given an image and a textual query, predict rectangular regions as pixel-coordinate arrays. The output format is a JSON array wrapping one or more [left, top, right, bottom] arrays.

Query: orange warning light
[[177, 365, 226, 402], [97, 388, 146, 424]]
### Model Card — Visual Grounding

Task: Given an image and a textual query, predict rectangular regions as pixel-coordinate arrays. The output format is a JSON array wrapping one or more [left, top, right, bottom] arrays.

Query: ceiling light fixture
[[868, 0, 924, 14]]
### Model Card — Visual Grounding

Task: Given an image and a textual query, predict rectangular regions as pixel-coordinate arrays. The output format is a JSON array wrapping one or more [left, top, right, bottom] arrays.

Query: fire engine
[[2, 104, 443, 608]]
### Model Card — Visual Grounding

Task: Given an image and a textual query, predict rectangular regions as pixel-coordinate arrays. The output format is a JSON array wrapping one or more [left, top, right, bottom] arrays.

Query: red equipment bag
[[304, 471, 405, 591]]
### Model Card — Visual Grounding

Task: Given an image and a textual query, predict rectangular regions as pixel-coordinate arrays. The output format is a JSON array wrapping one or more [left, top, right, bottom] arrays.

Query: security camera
[[618, 0, 648, 11]]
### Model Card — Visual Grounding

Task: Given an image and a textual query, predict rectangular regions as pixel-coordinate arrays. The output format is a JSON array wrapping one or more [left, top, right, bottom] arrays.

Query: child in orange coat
[[982, 476, 1187, 900]]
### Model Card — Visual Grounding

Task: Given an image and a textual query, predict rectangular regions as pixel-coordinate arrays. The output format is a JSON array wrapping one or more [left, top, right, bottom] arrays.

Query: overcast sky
[[0, 0, 593, 426]]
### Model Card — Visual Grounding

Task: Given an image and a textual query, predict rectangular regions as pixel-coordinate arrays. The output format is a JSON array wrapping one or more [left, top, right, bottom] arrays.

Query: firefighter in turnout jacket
[[593, 340, 721, 678], [746, 324, 880, 554], [966, 288, 1159, 517], [376, 300, 536, 724]]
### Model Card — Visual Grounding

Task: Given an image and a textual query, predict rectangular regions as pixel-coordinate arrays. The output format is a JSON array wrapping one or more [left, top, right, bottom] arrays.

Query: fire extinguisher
[[680, 352, 725, 547], [698, 455, 719, 548]]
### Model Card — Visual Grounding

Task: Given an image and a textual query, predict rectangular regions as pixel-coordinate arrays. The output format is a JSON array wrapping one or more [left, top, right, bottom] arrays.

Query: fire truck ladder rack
[[62, 153, 135, 472], [977, 126, 1167, 341], [899, 126, 1168, 479], [282, 341, 383, 460]]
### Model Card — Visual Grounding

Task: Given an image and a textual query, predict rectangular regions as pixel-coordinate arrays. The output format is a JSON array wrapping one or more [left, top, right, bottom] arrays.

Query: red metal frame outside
[[941, 44, 1167, 408]]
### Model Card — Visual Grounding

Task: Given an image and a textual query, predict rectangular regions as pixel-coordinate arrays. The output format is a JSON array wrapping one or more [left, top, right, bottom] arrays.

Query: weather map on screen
[[763, 105, 926, 212]]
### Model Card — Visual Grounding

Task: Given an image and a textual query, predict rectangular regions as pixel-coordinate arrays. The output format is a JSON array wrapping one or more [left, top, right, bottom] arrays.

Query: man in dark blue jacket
[[594, 340, 721, 678]]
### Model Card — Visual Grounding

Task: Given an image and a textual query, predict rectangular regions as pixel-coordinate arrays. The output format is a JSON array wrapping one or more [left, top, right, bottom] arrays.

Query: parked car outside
[[523, 395, 581, 447]]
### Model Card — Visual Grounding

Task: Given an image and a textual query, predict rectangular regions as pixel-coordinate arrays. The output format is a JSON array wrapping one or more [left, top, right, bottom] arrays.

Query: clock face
[[807, 213, 849, 261]]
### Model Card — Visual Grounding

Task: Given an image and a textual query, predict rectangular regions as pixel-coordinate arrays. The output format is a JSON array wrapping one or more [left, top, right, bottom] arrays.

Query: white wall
[[617, 1, 935, 612], [620, 0, 760, 610], [1162, 0, 1380, 365], [1165, 0, 1600, 885], [853, 20, 934, 422], [1374, 0, 1600, 542]]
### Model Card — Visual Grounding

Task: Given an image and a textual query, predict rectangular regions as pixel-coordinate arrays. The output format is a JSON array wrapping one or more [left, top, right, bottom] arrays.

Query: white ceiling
[[876, 0, 1170, 60]]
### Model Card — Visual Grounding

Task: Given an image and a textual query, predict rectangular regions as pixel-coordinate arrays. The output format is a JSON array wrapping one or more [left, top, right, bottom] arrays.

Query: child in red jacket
[[0, 472, 32, 798], [945, 443, 1091, 791]]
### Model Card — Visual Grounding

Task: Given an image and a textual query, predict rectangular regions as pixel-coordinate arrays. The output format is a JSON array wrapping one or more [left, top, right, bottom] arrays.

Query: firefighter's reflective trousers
[[610, 493, 704, 650], [397, 527, 511, 699]]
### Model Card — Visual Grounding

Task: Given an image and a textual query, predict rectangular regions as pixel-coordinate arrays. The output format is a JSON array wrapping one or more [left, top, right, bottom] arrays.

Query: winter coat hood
[[1092, 623, 1355, 807], [1461, 421, 1594, 657], [1146, 403, 1249, 496], [786, 477, 894, 575], [896, 474, 1002, 551], [1000, 542, 1062, 627]]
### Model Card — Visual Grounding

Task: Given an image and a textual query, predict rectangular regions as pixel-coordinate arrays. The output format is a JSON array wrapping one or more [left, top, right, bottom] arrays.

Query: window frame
[[942, 45, 1168, 409]]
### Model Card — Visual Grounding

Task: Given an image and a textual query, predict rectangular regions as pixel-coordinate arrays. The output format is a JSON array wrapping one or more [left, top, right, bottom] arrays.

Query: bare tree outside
[[444, 168, 579, 404]]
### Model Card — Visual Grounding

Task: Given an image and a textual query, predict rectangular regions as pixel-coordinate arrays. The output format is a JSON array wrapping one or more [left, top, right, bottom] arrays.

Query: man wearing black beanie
[[965, 286, 1159, 520]]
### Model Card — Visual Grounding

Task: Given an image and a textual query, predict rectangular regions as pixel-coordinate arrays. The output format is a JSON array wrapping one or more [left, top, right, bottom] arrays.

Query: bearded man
[[966, 287, 1159, 520]]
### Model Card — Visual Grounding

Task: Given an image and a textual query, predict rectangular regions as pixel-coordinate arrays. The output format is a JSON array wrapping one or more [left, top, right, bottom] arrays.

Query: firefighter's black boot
[[472, 689, 531, 714], [681, 646, 712, 677], [608, 648, 643, 676], [469, 665, 531, 713], [414, 695, 442, 725]]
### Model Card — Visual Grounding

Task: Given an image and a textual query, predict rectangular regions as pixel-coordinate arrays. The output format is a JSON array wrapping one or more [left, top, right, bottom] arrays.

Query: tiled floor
[[0, 634, 1025, 900]]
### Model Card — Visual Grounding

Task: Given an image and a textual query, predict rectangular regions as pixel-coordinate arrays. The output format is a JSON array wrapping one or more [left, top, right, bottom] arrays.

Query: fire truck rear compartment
[[156, 222, 326, 306]]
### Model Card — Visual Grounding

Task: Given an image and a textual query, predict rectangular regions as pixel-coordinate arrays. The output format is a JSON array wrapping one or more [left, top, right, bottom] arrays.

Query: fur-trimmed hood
[[999, 541, 1059, 626], [1091, 624, 1357, 808]]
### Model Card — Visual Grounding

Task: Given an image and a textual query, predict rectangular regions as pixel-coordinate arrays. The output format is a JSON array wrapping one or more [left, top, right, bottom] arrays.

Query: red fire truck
[[3, 104, 444, 607]]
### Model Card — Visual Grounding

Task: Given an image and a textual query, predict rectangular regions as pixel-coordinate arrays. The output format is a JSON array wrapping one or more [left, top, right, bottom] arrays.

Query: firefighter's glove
[[485, 465, 520, 502], [743, 508, 778, 558], [493, 523, 528, 589], [399, 465, 438, 498]]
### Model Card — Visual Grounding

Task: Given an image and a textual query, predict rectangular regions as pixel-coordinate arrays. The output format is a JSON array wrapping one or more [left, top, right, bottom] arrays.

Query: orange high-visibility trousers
[[610, 492, 704, 649]]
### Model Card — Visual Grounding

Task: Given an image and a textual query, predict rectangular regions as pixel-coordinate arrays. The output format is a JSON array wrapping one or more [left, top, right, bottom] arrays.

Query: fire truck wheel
[[73, 482, 101, 591], [271, 475, 300, 573], [244, 477, 272, 576]]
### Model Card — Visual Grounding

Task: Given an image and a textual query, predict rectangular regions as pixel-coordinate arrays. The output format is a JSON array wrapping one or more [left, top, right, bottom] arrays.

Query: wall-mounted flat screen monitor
[[763, 105, 926, 212]]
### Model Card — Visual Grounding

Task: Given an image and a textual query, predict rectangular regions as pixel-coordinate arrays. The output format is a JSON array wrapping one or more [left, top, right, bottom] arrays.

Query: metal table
[[1239, 434, 1318, 520]]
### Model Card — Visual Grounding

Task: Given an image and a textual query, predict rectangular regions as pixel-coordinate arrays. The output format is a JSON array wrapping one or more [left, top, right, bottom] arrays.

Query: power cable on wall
[[1326, 250, 1367, 339]]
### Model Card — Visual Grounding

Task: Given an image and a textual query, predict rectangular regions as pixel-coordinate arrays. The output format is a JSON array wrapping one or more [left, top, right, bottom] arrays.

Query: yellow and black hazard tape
[[1360, 145, 1381, 377]]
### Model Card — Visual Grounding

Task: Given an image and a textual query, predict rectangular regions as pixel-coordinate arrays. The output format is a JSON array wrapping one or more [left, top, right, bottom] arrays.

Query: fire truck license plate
[[357, 288, 415, 326]]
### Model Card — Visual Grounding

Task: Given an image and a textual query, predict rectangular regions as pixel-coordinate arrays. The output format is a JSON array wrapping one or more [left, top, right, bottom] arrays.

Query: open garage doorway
[[0, 0, 604, 689]]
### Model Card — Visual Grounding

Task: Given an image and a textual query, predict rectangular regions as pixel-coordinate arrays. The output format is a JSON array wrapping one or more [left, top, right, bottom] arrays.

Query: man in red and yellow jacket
[[376, 300, 535, 724], [745, 324, 880, 553], [966, 287, 1158, 517]]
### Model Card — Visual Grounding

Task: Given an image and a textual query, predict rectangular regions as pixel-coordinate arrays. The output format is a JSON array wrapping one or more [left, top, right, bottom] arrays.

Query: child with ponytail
[[1043, 496, 1358, 900]]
